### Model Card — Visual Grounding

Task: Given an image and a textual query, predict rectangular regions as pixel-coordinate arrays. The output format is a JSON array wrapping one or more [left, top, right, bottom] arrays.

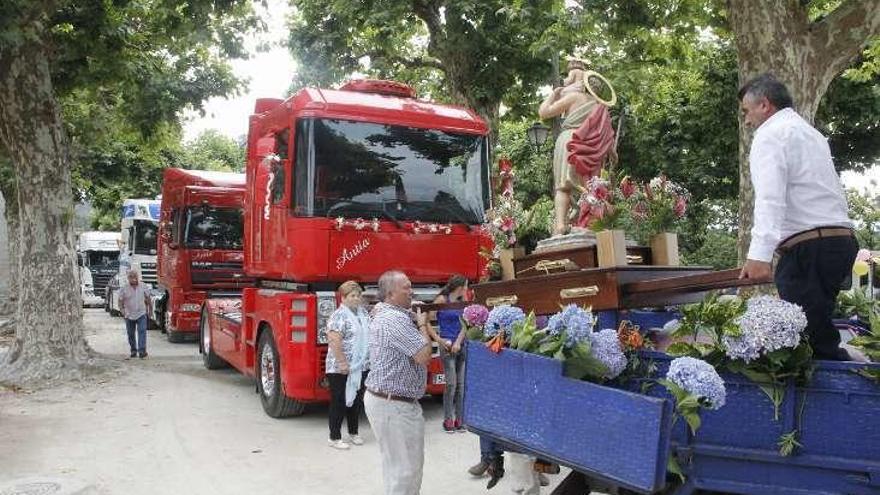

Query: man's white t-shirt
[[119, 282, 149, 320]]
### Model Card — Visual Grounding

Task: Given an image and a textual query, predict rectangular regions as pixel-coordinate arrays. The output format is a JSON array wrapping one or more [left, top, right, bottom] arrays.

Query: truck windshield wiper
[[379, 200, 404, 229]]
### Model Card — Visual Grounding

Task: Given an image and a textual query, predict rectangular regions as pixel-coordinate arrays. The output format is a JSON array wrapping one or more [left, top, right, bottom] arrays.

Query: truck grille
[[140, 269, 158, 285], [191, 262, 253, 289], [91, 273, 114, 291]]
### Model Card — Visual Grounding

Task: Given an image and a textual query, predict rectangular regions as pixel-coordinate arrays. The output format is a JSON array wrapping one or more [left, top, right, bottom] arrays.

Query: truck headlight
[[316, 293, 337, 345]]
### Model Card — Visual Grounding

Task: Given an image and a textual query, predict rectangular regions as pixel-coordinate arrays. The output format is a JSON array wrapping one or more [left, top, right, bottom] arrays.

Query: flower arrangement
[[669, 292, 812, 420], [484, 158, 523, 257], [589, 329, 628, 379], [575, 175, 634, 232], [629, 175, 690, 241]]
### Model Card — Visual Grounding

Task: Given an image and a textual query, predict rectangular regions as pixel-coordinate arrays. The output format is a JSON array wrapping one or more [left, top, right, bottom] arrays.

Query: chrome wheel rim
[[201, 315, 211, 354], [260, 342, 276, 397]]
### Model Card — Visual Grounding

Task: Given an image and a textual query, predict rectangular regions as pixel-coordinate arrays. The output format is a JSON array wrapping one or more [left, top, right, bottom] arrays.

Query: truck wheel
[[200, 307, 227, 370], [256, 329, 305, 418]]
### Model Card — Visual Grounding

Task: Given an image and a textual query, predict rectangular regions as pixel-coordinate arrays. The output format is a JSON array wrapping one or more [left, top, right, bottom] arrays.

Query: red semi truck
[[199, 79, 492, 417], [155, 169, 253, 343]]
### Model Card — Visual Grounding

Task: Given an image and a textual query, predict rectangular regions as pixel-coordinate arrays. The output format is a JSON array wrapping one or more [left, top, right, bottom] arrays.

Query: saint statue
[[538, 57, 617, 237]]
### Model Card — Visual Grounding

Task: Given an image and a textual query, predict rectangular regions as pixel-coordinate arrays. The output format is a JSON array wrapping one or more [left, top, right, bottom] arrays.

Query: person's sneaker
[[129, 351, 137, 359], [468, 460, 489, 476], [138, 352, 147, 359], [347, 435, 364, 446], [442, 419, 455, 433], [328, 439, 350, 450], [454, 419, 465, 432]]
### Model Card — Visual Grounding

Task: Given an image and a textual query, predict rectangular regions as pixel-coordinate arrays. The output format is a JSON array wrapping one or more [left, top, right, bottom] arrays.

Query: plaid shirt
[[365, 302, 428, 399]]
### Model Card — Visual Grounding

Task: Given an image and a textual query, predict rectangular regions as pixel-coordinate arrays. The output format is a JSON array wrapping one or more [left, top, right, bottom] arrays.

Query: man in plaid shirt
[[364, 270, 432, 495]]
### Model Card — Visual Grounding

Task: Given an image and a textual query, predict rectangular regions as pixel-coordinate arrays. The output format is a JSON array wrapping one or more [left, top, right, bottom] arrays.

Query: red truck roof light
[[339, 79, 416, 98]]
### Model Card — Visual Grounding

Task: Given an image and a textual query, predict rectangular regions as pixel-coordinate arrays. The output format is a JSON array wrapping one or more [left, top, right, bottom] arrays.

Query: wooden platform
[[471, 267, 768, 314]]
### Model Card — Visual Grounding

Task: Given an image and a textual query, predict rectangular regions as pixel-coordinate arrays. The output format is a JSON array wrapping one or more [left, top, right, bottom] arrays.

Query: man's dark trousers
[[125, 315, 147, 356], [774, 235, 858, 360]]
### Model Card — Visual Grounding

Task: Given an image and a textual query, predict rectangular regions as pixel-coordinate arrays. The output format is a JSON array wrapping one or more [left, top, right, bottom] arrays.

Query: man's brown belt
[[368, 389, 418, 403], [776, 226, 854, 253]]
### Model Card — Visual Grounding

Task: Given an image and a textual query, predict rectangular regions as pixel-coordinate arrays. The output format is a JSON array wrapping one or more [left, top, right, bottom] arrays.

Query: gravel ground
[[0, 309, 569, 495]]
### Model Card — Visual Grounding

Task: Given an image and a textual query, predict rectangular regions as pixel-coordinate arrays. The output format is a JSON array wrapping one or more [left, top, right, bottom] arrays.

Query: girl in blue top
[[426, 274, 469, 433]]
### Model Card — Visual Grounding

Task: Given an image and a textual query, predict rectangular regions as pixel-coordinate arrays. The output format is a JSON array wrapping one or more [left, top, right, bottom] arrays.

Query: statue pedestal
[[533, 229, 596, 255]]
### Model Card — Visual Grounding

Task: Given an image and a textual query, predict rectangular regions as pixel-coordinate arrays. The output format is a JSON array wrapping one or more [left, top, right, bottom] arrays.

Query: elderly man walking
[[119, 270, 152, 359], [364, 270, 432, 495]]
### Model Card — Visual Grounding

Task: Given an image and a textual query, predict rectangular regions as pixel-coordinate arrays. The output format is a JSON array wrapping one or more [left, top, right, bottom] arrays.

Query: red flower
[[498, 157, 513, 174], [674, 196, 687, 218], [500, 216, 515, 232], [593, 183, 610, 201], [620, 176, 635, 199]]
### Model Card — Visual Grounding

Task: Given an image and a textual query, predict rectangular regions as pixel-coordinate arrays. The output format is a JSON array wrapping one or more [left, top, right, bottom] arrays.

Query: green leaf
[[667, 456, 686, 483], [683, 411, 702, 435]]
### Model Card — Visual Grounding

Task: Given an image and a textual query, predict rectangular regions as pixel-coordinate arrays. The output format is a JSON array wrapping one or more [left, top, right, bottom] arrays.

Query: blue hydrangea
[[546, 304, 595, 348], [589, 329, 627, 379], [723, 295, 807, 362], [666, 357, 726, 410], [484, 305, 526, 337]]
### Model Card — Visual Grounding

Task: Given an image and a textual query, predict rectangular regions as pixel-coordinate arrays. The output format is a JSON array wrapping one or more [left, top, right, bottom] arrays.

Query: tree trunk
[[0, 199, 19, 317], [0, 23, 98, 386], [728, 0, 880, 263]]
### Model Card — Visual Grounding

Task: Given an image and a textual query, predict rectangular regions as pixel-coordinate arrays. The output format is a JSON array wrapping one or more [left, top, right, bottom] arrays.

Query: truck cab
[[156, 169, 251, 342], [107, 199, 161, 317], [77, 231, 120, 307], [200, 79, 493, 417]]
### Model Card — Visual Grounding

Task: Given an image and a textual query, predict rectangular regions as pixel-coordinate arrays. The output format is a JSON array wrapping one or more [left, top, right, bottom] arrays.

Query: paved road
[[0, 309, 568, 495]]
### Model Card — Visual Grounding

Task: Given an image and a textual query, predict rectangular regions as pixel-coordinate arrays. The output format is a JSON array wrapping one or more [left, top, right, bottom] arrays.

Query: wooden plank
[[622, 268, 771, 296]]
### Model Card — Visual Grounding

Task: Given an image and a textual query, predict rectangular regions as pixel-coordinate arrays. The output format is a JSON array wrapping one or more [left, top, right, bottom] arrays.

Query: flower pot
[[596, 229, 627, 267], [499, 246, 525, 281], [650, 232, 680, 266]]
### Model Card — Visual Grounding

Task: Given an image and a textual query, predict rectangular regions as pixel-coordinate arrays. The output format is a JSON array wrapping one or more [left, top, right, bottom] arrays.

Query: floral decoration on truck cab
[[334, 217, 381, 232]]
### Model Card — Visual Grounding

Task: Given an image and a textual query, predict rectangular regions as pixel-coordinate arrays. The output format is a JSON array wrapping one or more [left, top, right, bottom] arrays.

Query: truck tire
[[200, 307, 227, 370], [256, 328, 305, 418]]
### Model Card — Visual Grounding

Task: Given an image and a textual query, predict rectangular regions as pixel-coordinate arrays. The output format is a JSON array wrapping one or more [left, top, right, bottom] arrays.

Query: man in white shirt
[[119, 270, 152, 359], [738, 73, 858, 360]]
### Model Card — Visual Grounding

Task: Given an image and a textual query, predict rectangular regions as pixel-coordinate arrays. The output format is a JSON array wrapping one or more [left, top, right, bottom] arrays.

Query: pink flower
[[620, 176, 636, 199], [500, 217, 515, 232], [643, 184, 653, 201], [674, 196, 687, 218], [463, 304, 490, 326]]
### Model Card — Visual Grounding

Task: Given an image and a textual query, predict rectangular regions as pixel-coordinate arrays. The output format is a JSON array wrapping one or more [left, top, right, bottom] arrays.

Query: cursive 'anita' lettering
[[336, 238, 370, 270]]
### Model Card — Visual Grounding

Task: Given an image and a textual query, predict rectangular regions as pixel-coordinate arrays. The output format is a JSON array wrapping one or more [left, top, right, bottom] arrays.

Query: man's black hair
[[737, 73, 793, 109]]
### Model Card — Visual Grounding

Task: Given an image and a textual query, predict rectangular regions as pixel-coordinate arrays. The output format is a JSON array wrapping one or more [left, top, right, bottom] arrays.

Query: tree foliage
[[287, 0, 564, 124], [0, 0, 260, 385]]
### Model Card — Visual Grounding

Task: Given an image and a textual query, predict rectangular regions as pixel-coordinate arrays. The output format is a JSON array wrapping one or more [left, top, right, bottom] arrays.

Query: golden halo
[[583, 70, 617, 107]]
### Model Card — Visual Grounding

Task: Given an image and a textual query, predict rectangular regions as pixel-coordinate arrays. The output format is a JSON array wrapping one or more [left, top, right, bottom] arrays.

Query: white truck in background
[[77, 231, 121, 307], [106, 199, 161, 317]]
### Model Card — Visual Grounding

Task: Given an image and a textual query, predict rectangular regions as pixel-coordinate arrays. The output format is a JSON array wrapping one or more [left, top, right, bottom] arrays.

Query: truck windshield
[[294, 118, 490, 224], [184, 207, 244, 250], [132, 220, 158, 255], [86, 251, 118, 267]]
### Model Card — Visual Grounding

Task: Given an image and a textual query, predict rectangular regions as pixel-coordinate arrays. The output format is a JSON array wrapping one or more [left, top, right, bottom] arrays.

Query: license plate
[[432, 374, 446, 385]]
